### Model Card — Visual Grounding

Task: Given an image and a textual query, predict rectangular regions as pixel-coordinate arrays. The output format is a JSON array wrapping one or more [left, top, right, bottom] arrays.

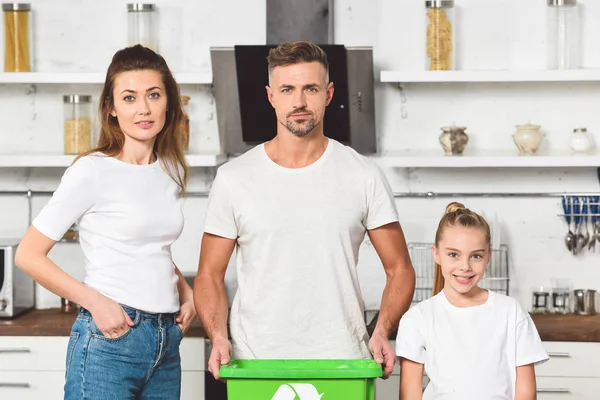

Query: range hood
[[210, 45, 377, 156]]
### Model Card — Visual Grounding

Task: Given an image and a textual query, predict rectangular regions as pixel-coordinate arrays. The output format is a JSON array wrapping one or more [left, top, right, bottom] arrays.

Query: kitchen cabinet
[[0, 336, 207, 400], [535, 341, 600, 399]]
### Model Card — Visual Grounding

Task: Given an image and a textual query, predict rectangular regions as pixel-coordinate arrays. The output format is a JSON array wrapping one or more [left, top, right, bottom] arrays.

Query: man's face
[[266, 62, 334, 137]]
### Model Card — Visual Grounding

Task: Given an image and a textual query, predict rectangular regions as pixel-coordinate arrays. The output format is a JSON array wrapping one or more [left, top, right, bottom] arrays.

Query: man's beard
[[283, 110, 317, 136]]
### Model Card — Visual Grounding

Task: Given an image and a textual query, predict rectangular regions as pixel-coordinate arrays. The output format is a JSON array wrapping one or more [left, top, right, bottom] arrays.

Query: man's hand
[[176, 300, 197, 334], [208, 338, 232, 380], [369, 331, 396, 379]]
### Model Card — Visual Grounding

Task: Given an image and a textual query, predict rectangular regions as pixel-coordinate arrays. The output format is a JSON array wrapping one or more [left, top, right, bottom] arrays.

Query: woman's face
[[110, 69, 167, 145]]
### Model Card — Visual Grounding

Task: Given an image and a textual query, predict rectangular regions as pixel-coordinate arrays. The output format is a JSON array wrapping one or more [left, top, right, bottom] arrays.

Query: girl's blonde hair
[[432, 202, 491, 296]]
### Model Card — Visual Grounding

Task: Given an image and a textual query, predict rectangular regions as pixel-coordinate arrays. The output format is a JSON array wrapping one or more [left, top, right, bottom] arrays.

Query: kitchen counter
[[3, 309, 600, 342], [366, 312, 600, 342], [0, 308, 207, 337], [530, 313, 600, 342]]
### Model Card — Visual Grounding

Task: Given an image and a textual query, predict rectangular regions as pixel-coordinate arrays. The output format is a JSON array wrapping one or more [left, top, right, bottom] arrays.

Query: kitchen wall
[[1, 0, 599, 312]]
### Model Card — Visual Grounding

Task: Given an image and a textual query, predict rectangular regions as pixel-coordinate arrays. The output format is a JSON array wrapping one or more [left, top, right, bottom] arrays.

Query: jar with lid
[[425, 0, 455, 71], [569, 127, 594, 153], [547, 0, 580, 70], [63, 95, 93, 155], [127, 3, 157, 51], [3, 3, 32, 72], [180, 95, 190, 152]]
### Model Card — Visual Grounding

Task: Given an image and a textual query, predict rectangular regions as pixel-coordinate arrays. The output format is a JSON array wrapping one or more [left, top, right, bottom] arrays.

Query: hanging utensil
[[588, 196, 598, 251], [574, 197, 585, 255], [582, 197, 590, 249], [563, 195, 574, 252]]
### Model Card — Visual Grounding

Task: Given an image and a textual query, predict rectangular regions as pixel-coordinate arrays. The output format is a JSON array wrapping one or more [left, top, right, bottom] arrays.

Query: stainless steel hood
[[210, 45, 377, 156]]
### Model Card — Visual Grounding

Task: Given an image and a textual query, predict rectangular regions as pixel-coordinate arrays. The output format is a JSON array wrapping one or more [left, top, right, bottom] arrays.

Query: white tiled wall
[[1, 0, 599, 312]]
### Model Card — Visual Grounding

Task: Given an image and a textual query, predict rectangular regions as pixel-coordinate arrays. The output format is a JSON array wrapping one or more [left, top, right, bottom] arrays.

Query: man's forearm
[[194, 274, 229, 342], [374, 264, 415, 337]]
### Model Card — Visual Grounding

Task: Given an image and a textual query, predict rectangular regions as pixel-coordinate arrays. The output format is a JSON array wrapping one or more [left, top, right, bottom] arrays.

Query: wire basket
[[407, 243, 510, 304]]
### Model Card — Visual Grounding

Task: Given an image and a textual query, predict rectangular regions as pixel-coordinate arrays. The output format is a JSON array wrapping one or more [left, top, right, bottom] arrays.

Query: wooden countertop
[[366, 312, 600, 342], [530, 313, 600, 342], [3, 309, 600, 343], [0, 308, 207, 337]]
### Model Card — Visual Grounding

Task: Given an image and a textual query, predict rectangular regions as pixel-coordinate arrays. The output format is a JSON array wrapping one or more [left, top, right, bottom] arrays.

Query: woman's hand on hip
[[89, 296, 135, 339], [176, 300, 197, 334]]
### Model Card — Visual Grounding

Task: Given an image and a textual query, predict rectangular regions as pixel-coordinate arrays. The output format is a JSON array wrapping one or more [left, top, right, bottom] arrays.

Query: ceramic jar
[[439, 125, 469, 156], [513, 123, 543, 155], [570, 127, 594, 153]]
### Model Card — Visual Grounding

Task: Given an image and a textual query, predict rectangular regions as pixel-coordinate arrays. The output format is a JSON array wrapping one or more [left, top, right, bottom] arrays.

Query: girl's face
[[110, 69, 167, 145], [433, 225, 491, 296]]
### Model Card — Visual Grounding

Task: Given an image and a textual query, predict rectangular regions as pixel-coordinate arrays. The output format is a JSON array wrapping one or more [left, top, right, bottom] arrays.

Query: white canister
[[569, 127, 594, 153]]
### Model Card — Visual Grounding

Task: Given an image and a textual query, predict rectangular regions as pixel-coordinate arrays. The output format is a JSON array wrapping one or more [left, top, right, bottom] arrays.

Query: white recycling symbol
[[271, 383, 324, 400]]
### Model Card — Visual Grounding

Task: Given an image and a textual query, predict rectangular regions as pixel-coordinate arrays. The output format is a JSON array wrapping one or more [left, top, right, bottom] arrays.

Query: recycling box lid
[[219, 359, 383, 379]]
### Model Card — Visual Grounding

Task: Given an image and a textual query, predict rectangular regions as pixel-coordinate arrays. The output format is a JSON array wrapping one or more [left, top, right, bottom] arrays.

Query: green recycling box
[[219, 359, 382, 400]]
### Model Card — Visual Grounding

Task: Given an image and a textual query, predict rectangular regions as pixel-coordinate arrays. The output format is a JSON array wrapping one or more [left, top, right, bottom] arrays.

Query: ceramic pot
[[513, 123, 543, 155], [439, 125, 469, 156]]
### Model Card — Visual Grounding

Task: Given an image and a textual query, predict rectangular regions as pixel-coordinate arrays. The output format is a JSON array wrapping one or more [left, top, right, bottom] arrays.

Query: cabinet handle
[[0, 348, 31, 353], [547, 352, 572, 358], [0, 383, 31, 388], [537, 388, 571, 393]]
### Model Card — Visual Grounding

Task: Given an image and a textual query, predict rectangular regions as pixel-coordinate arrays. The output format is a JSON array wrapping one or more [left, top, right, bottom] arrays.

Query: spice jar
[[425, 0, 455, 71], [180, 95, 190, 152], [63, 95, 93, 155], [127, 3, 157, 51], [3, 3, 32, 72], [547, 0, 580, 70]]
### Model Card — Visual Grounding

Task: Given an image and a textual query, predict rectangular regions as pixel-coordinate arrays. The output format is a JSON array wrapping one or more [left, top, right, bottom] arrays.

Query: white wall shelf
[[0, 72, 213, 85], [379, 149, 600, 168], [0, 153, 227, 167], [380, 69, 600, 84]]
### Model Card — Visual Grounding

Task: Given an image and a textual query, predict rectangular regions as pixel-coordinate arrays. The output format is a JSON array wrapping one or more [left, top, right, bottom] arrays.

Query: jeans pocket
[[175, 323, 184, 338], [91, 322, 134, 342], [65, 332, 80, 376]]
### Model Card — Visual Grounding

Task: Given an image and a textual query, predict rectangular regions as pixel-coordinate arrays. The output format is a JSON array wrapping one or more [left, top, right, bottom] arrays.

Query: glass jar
[[63, 95, 93, 155], [3, 3, 32, 72], [180, 95, 190, 152], [127, 3, 157, 51], [547, 0, 580, 70], [425, 0, 455, 71]]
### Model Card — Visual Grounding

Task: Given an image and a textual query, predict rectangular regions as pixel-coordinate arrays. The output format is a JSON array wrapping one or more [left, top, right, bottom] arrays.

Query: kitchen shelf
[[0, 72, 212, 85], [0, 153, 227, 167], [380, 69, 600, 84], [379, 149, 600, 168]]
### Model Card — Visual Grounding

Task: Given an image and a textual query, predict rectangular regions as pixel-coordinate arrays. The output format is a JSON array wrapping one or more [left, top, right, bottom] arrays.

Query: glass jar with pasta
[[425, 0, 455, 71], [63, 95, 93, 155], [3, 3, 32, 72]]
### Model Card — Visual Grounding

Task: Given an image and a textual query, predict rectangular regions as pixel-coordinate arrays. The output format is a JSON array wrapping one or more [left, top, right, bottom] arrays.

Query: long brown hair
[[432, 202, 491, 296], [75, 44, 188, 195]]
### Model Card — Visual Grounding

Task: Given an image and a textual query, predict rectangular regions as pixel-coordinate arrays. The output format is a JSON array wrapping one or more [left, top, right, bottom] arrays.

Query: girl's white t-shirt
[[396, 290, 549, 400], [32, 153, 184, 313]]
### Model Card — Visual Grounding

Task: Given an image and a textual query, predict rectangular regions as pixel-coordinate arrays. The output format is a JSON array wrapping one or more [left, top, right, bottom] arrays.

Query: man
[[194, 41, 415, 381]]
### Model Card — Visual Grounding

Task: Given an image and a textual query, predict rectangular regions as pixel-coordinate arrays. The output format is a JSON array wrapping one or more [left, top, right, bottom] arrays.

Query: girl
[[14, 45, 196, 399], [396, 202, 548, 400]]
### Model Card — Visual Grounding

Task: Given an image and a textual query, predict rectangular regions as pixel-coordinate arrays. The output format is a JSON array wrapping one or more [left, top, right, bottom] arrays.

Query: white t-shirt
[[204, 138, 399, 359], [33, 153, 184, 313], [395, 290, 549, 400]]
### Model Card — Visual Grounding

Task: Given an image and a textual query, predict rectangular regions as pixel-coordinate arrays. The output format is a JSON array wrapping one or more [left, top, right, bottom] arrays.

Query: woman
[[15, 44, 196, 399]]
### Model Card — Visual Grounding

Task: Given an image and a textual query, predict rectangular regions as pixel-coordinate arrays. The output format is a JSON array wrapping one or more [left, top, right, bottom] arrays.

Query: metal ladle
[[563, 196, 574, 252]]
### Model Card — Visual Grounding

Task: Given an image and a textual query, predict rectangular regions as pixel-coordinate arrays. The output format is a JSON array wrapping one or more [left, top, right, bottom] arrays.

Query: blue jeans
[[64, 305, 183, 399]]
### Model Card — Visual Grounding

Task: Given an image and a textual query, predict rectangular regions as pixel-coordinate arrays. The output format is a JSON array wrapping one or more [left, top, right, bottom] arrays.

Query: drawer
[[537, 377, 600, 399], [181, 371, 205, 400], [536, 342, 600, 378], [0, 337, 69, 371], [0, 371, 65, 399], [180, 337, 206, 371]]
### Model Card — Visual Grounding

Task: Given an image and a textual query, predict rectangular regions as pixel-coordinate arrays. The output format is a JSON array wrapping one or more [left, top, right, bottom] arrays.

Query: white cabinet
[[536, 341, 600, 399], [0, 336, 206, 400]]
